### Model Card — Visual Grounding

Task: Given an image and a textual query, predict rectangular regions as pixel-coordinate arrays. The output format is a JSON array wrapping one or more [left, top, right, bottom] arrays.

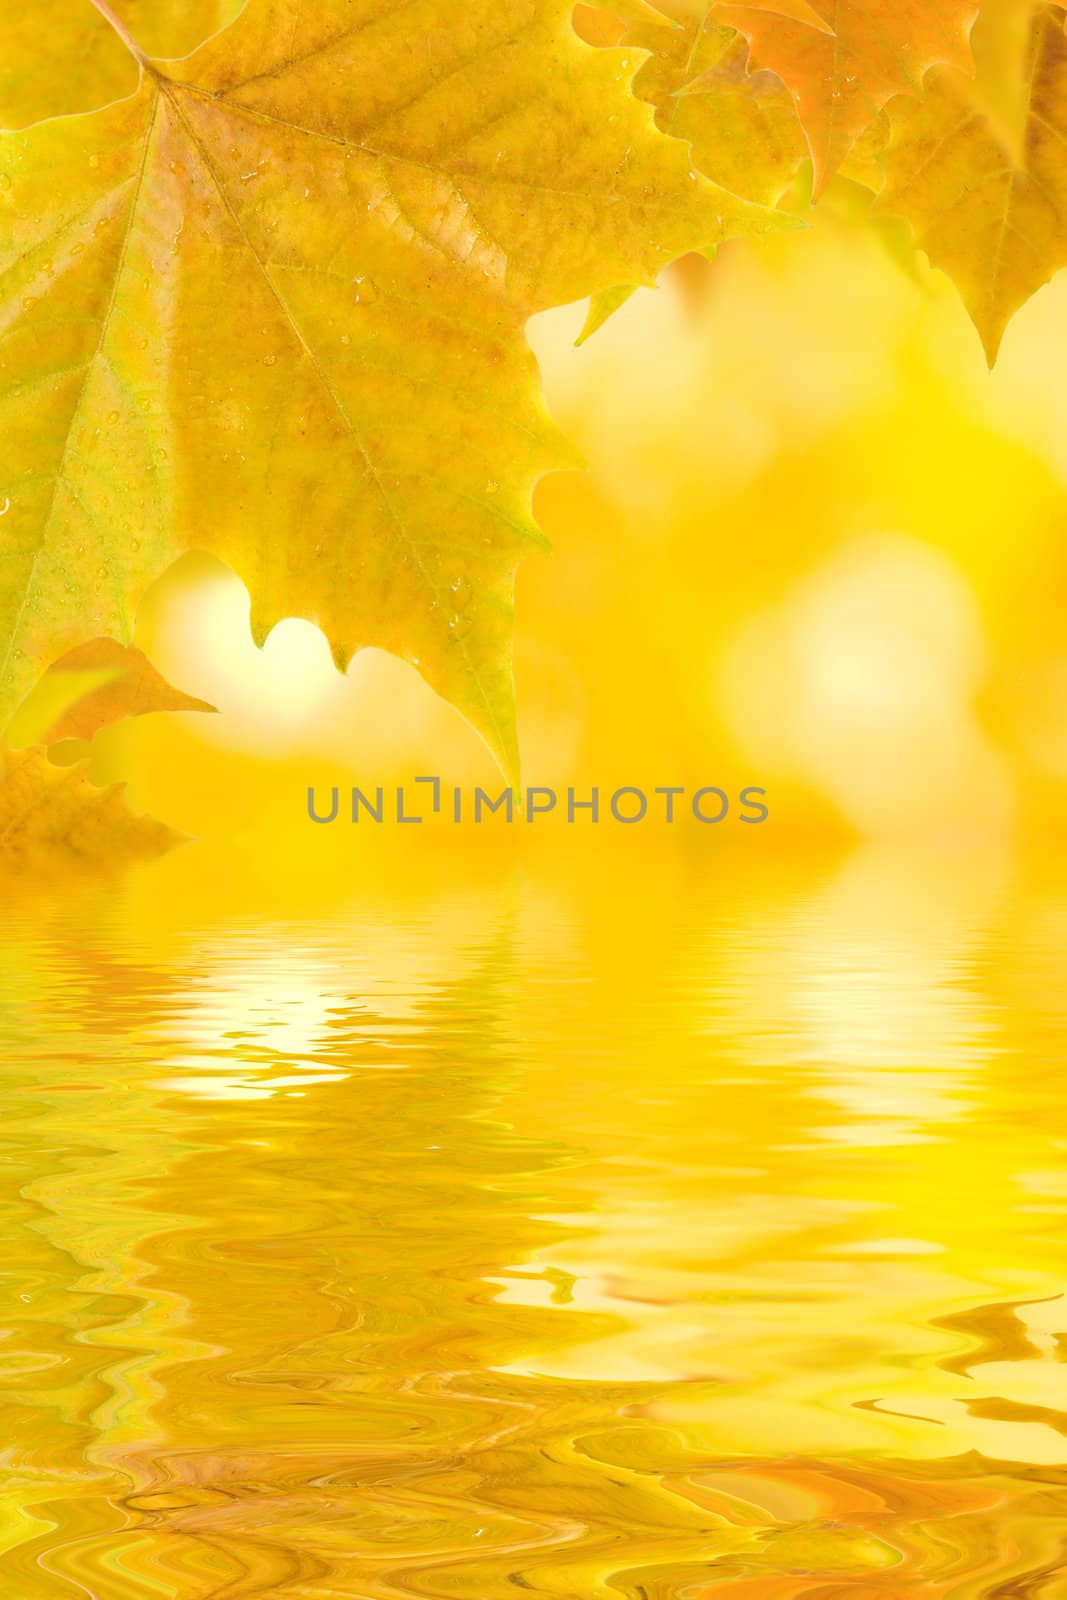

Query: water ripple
[[2, 851, 1067, 1595]]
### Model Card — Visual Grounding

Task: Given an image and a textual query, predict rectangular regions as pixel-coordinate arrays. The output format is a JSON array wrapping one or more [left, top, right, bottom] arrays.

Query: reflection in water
[[3, 846, 1067, 1596]]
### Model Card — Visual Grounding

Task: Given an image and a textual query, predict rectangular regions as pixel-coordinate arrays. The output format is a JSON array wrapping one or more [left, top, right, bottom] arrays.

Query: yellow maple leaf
[[624, 1, 808, 207], [0, 0, 240, 129], [713, 0, 979, 191], [973, 0, 1043, 156], [0, 0, 781, 778], [0, 746, 183, 868], [878, 3, 1067, 363], [564, 0, 806, 344]]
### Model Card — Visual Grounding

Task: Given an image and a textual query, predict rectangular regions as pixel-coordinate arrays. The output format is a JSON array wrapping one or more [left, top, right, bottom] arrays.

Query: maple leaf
[[0, 0, 781, 779], [713, 0, 979, 192], [0, 746, 184, 869], [0, 0, 240, 129], [21, 638, 214, 745], [569, 0, 807, 343], [878, 3, 1067, 363], [577, 284, 639, 343], [972, 0, 1043, 156], [1, 1, 132, 130], [623, 2, 808, 208]]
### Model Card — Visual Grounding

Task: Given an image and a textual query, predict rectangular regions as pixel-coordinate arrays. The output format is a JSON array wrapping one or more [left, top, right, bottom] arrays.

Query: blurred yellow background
[[67, 207, 1067, 857]]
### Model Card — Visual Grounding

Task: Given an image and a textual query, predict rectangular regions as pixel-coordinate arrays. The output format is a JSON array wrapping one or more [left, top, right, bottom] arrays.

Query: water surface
[[3, 844, 1067, 1596]]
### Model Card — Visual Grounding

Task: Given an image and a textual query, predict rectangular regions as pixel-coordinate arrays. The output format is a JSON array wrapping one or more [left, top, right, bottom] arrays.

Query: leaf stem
[[87, 0, 149, 65]]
